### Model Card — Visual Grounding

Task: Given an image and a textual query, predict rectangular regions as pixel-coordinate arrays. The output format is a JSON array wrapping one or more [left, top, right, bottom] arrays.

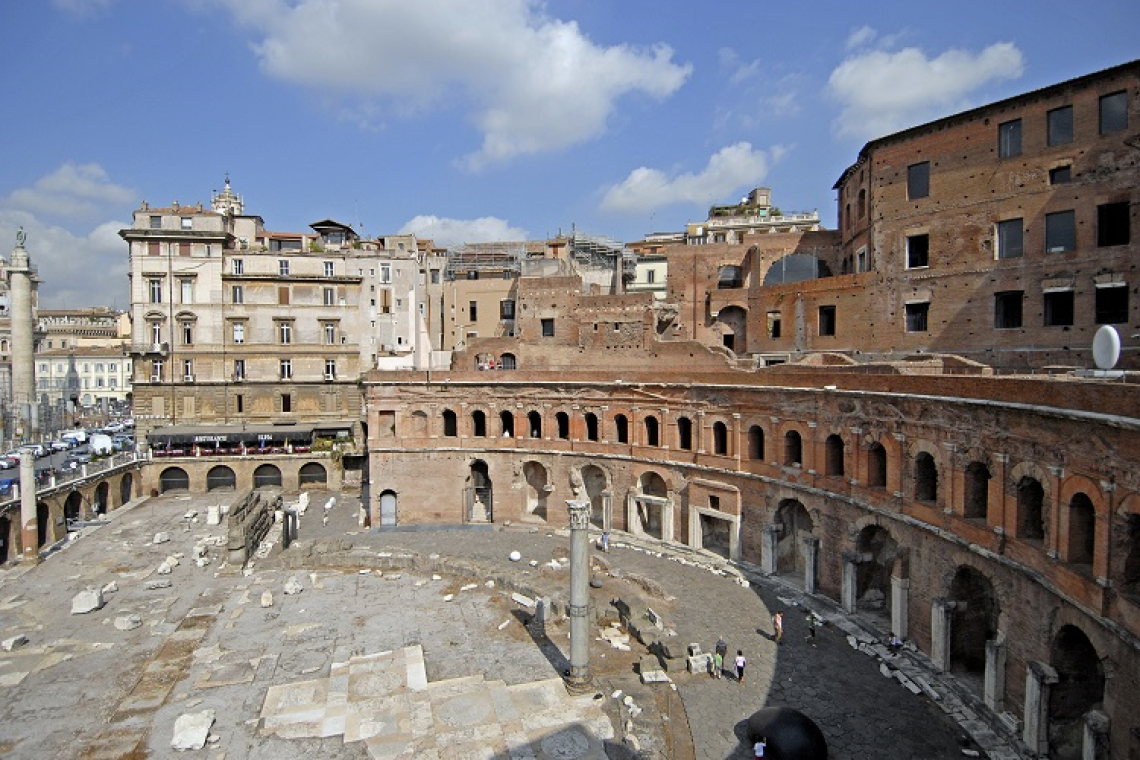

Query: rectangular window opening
[[1043, 291, 1075, 327], [907, 162, 930, 200], [1047, 105, 1073, 146], [1045, 211, 1076, 253], [907, 234, 929, 268], [998, 119, 1022, 158], [818, 305, 836, 337], [905, 302, 929, 333], [1097, 202, 1130, 247], [1095, 285, 1129, 325], [996, 219, 1024, 259], [994, 290, 1024, 329]]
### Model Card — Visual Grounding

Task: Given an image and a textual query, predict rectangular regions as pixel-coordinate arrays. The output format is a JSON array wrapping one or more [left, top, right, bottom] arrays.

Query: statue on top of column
[[16, 227, 26, 248]]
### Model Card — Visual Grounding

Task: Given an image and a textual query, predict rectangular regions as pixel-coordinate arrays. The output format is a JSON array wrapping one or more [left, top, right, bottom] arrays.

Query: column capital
[[566, 500, 591, 530]]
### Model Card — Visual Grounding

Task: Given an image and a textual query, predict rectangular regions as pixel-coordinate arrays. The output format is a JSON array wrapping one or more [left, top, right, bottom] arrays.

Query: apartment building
[[121, 179, 433, 488]]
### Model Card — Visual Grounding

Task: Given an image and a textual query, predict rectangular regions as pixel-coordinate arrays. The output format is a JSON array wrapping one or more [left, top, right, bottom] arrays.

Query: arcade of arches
[[365, 373, 1140, 758]]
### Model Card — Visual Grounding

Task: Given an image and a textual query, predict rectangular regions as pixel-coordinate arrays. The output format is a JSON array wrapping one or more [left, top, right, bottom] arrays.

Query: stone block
[[207, 505, 221, 525], [1, 634, 29, 651], [71, 588, 105, 615], [145, 579, 172, 590], [511, 592, 535, 608], [171, 709, 215, 751], [261, 591, 274, 608], [687, 653, 713, 674], [284, 577, 303, 595], [115, 614, 143, 631], [153, 531, 170, 545]]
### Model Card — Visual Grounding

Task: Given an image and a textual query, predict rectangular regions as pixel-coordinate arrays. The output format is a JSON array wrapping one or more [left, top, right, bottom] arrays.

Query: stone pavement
[[0, 491, 1025, 759]]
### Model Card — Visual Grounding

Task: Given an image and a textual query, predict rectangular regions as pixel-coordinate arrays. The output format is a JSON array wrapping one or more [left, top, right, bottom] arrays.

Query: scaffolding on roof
[[444, 242, 527, 280], [568, 231, 635, 283]]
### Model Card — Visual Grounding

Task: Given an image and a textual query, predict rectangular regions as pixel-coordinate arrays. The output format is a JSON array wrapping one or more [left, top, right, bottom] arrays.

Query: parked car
[[0, 456, 17, 470], [50, 439, 72, 452], [66, 450, 92, 466], [26, 443, 46, 457]]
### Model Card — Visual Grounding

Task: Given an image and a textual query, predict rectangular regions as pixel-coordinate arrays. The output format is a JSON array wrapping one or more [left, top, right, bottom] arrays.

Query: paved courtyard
[[0, 491, 1021, 759]]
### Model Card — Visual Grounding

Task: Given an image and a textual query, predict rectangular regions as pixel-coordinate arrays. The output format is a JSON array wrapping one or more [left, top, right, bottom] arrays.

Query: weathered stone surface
[[101, 581, 118, 594], [511, 592, 535, 608], [206, 505, 221, 525], [145, 579, 172, 590], [157, 561, 172, 575], [71, 588, 105, 614], [1, 634, 29, 651], [153, 531, 170, 544], [284, 577, 303, 595], [115, 614, 143, 631], [171, 709, 215, 751], [165, 555, 180, 567], [261, 590, 274, 608]]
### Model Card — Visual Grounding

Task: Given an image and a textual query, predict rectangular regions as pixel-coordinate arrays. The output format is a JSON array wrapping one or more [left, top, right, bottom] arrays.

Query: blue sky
[[1, 0, 1137, 309]]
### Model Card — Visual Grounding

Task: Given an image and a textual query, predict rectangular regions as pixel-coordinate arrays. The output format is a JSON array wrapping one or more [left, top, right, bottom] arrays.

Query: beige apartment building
[[121, 179, 437, 489]]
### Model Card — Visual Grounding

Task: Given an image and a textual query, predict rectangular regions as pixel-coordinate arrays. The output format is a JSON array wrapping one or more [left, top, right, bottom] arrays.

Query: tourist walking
[[805, 611, 819, 644], [711, 649, 723, 679], [735, 650, 747, 685], [772, 611, 784, 645]]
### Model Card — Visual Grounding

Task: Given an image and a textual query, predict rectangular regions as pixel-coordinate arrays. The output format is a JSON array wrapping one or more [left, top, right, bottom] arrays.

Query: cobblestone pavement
[[0, 492, 1023, 759]]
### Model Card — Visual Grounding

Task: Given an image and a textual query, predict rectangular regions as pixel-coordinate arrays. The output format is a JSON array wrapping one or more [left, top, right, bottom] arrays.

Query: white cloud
[[215, 0, 691, 168], [397, 215, 529, 247], [828, 42, 1024, 141], [599, 143, 772, 215], [1, 164, 133, 308], [845, 25, 877, 51], [4, 163, 135, 224], [0, 211, 129, 310], [718, 47, 763, 85]]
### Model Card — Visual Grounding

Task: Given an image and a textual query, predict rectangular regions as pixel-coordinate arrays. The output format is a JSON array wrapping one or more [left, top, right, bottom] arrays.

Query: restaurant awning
[[146, 421, 355, 447]]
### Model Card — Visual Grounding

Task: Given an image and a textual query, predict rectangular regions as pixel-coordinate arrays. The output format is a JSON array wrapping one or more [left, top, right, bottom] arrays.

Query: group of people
[[709, 636, 748, 684]]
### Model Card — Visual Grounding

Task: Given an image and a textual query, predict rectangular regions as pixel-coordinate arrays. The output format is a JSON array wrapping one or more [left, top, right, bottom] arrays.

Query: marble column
[[931, 598, 955, 672], [565, 499, 592, 693], [1022, 660, 1059, 756], [890, 575, 910, 640], [803, 535, 820, 594], [19, 450, 39, 563], [841, 552, 860, 612], [984, 637, 1006, 712], [1082, 710, 1109, 760], [761, 524, 780, 575]]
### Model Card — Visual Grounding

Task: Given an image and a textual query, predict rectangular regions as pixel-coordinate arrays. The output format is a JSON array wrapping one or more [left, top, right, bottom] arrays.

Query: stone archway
[[948, 566, 998, 676], [37, 501, 51, 548], [378, 490, 397, 527], [299, 462, 328, 487], [207, 465, 237, 492], [581, 465, 609, 529], [0, 515, 10, 563], [634, 471, 669, 539], [1048, 625, 1105, 760], [775, 499, 813, 578], [717, 305, 747, 353], [160, 467, 190, 493], [253, 464, 282, 489], [119, 472, 134, 507], [522, 461, 549, 520], [468, 460, 492, 523], [855, 525, 897, 617], [94, 482, 109, 515], [65, 491, 84, 526]]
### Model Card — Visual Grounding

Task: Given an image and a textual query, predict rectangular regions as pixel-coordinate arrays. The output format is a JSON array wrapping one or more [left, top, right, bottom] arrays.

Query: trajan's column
[[8, 228, 38, 443], [8, 229, 40, 561]]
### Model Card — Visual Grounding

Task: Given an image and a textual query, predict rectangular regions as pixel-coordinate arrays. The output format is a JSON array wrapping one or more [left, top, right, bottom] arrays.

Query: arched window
[[783, 430, 802, 467], [1068, 493, 1096, 566], [528, 411, 542, 438], [867, 443, 887, 488], [748, 426, 764, 460], [556, 411, 570, 440], [825, 434, 844, 476], [677, 417, 693, 450], [914, 452, 937, 503], [160, 467, 190, 493], [1017, 476, 1046, 541], [614, 414, 629, 444], [964, 462, 990, 519], [499, 410, 514, 438], [472, 410, 487, 437], [585, 413, 599, 441], [206, 465, 236, 491], [442, 409, 458, 437], [713, 421, 728, 455], [644, 416, 659, 447], [499, 353, 517, 370]]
